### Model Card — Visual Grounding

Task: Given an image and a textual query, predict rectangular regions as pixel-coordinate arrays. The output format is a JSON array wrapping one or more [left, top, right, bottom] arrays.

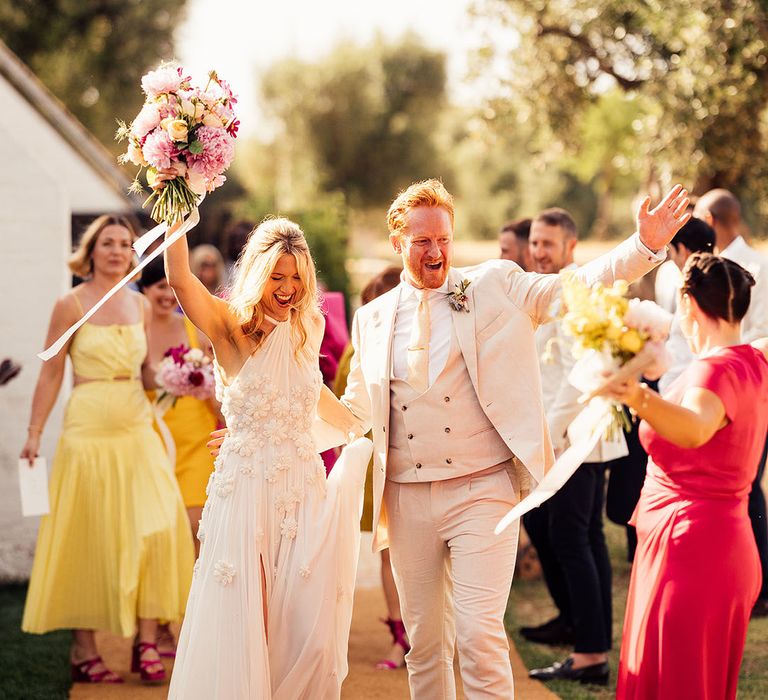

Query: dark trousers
[[749, 432, 768, 600], [523, 462, 612, 652], [605, 411, 649, 562]]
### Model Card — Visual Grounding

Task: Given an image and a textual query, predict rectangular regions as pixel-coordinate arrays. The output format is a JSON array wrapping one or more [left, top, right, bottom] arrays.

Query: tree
[[0, 0, 188, 151], [260, 34, 451, 208], [473, 0, 768, 223]]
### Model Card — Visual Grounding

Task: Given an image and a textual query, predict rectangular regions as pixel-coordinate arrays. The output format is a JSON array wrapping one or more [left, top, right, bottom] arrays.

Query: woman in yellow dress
[[138, 257, 220, 550], [20, 215, 195, 685]]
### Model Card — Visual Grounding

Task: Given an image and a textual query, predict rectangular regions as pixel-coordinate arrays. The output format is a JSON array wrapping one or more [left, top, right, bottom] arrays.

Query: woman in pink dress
[[604, 253, 768, 700]]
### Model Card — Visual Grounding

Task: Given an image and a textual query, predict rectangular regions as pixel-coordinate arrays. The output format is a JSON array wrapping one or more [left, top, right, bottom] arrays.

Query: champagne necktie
[[406, 289, 431, 394]]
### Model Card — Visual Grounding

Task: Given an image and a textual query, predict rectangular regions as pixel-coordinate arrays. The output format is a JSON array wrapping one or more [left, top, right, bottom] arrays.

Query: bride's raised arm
[[164, 220, 232, 345]]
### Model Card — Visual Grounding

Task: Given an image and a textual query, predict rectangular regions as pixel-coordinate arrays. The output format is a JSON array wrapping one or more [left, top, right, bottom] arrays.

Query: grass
[[0, 584, 71, 700], [505, 521, 768, 699]]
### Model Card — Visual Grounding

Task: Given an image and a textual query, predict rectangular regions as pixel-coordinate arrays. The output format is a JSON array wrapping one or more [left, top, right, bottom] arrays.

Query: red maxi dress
[[617, 345, 768, 700]]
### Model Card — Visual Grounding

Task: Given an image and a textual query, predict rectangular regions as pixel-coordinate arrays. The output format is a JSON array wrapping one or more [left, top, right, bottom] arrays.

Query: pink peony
[[141, 66, 186, 98], [142, 128, 178, 170], [187, 126, 235, 181], [131, 102, 161, 138]]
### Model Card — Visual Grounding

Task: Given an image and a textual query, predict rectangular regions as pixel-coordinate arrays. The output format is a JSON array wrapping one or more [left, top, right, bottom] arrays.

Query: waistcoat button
[[402, 405, 408, 411], [416, 463, 422, 469], [444, 396, 450, 402], [444, 427, 451, 433], [407, 434, 414, 440], [446, 458, 452, 464]]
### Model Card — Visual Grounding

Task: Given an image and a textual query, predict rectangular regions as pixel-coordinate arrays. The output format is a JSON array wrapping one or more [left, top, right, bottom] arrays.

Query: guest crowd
[[17, 186, 768, 698]]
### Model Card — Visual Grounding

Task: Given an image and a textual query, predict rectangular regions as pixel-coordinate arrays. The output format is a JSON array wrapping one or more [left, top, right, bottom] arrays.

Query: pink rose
[[141, 66, 185, 98]]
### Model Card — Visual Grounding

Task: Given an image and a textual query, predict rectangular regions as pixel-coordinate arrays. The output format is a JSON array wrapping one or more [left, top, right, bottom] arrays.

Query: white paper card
[[18, 458, 50, 517]]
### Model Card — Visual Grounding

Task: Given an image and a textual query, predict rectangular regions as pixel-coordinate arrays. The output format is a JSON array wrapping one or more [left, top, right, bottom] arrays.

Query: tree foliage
[[260, 34, 450, 207], [474, 0, 768, 218], [0, 0, 188, 151]]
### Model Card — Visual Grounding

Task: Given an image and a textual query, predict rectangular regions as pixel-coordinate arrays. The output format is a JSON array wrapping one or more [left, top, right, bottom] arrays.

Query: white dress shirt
[[658, 307, 694, 394], [720, 236, 768, 342], [392, 277, 452, 387]]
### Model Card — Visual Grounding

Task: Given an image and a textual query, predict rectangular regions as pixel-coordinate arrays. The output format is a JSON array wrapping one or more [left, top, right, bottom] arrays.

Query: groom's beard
[[407, 260, 449, 289]]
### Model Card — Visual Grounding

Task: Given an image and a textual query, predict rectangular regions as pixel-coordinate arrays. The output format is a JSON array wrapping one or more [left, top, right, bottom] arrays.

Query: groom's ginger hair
[[387, 179, 455, 236]]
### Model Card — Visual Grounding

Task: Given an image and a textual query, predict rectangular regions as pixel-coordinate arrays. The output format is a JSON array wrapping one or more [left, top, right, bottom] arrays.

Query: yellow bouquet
[[557, 272, 673, 438]]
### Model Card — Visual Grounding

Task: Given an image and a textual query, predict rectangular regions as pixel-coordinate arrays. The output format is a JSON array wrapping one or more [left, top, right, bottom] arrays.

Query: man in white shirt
[[522, 209, 616, 686], [658, 217, 716, 393], [694, 189, 768, 616]]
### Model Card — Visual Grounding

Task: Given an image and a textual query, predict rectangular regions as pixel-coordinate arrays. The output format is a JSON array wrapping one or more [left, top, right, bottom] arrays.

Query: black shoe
[[519, 616, 574, 646], [529, 657, 609, 686]]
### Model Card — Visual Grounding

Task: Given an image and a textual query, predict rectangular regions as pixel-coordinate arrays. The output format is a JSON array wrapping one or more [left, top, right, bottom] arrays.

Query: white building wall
[[0, 77, 129, 213]]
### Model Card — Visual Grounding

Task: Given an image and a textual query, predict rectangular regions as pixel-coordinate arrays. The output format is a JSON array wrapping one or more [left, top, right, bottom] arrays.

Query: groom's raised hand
[[636, 184, 691, 252]]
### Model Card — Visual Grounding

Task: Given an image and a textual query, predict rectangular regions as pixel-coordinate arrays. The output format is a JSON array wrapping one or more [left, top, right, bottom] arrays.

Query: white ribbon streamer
[[495, 407, 614, 534], [38, 208, 201, 361], [495, 344, 665, 535]]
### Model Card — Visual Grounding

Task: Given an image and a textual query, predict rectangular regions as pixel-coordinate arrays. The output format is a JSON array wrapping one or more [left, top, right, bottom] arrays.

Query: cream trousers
[[384, 463, 521, 699]]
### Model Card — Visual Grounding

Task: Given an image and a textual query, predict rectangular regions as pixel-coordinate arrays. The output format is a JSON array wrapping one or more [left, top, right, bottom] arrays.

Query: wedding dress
[[168, 316, 371, 699]]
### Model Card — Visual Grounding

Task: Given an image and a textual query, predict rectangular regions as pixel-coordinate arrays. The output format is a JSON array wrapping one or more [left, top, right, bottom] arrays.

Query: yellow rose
[[202, 112, 224, 128], [162, 118, 189, 142], [619, 329, 643, 354], [180, 99, 204, 120]]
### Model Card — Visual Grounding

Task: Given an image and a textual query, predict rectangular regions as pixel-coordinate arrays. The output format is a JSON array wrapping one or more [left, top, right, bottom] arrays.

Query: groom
[[340, 179, 689, 699]]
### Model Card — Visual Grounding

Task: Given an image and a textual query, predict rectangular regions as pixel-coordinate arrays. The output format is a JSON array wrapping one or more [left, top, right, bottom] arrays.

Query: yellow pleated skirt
[[22, 380, 195, 637]]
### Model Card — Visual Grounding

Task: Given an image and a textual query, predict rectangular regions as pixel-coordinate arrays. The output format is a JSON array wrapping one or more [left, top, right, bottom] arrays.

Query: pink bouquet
[[155, 345, 215, 407], [117, 64, 239, 223]]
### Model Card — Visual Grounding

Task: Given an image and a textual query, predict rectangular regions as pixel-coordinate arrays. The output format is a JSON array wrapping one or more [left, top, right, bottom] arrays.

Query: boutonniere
[[448, 279, 471, 312]]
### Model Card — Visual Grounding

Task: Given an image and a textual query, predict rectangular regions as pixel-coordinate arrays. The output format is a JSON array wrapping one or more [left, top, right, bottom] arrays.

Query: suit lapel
[[370, 285, 400, 422], [448, 268, 479, 390]]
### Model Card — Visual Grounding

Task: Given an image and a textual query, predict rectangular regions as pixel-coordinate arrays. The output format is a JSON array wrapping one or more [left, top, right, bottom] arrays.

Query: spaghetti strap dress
[[22, 295, 194, 636]]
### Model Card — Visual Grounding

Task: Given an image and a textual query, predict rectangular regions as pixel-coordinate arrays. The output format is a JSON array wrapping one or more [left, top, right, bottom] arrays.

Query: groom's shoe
[[519, 616, 574, 646], [529, 657, 609, 686]]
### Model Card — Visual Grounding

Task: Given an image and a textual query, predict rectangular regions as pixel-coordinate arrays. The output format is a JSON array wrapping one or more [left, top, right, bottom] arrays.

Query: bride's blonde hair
[[228, 218, 321, 360]]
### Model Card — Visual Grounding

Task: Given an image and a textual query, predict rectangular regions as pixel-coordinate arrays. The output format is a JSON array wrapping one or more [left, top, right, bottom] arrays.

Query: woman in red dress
[[604, 253, 768, 700]]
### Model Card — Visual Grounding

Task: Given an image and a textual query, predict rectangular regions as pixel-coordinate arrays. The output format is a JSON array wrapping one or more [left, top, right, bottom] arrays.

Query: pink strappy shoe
[[70, 656, 124, 683], [131, 641, 167, 684], [375, 617, 410, 670]]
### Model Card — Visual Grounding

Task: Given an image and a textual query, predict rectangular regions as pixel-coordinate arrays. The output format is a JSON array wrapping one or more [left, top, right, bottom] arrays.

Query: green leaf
[[188, 140, 203, 154]]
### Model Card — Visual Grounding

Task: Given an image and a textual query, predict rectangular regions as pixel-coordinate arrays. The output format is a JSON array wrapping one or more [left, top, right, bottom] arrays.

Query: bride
[[165, 216, 369, 699]]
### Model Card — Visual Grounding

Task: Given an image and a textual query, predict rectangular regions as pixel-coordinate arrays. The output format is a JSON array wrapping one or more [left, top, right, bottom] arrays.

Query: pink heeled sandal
[[71, 656, 124, 683], [375, 617, 410, 670], [131, 641, 167, 684]]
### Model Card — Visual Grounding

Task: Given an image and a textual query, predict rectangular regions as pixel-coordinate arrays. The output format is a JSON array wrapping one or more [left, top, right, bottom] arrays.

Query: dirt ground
[[71, 540, 557, 699]]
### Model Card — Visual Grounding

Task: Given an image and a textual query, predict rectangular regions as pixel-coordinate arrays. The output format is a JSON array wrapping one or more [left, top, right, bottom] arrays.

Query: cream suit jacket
[[341, 234, 664, 551]]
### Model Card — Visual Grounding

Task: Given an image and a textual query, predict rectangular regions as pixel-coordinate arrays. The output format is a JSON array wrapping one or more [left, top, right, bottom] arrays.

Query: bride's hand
[[149, 164, 186, 191], [207, 427, 228, 456], [346, 419, 365, 443]]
